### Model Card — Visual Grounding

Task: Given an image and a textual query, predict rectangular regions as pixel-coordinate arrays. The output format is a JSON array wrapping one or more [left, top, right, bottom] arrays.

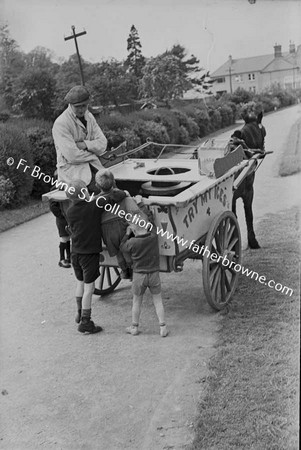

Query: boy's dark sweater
[[121, 232, 160, 273], [66, 189, 126, 254]]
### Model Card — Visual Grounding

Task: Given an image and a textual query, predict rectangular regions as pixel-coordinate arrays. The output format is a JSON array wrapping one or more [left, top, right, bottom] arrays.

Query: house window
[[249, 86, 256, 93], [216, 77, 225, 83], [235, 75, 243, 82], [248, 73, 255, 81]]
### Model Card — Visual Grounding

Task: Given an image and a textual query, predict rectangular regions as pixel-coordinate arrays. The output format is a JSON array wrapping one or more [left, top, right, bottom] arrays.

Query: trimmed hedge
[[0, 124, 34, 206], [25, 127, 56, 197], [1, 84, 298, 208], [0, 176, 15, 209]]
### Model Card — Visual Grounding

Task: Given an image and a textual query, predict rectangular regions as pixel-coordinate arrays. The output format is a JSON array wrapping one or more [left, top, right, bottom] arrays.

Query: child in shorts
[[95, 170, 130, 278], [120, 219, 168, 337], [65, 178, 126, 334], [96, 169, 149, 280]]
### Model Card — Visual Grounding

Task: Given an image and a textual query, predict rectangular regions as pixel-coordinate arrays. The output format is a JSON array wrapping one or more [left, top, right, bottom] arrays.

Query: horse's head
[[241, 101, 263, 124]]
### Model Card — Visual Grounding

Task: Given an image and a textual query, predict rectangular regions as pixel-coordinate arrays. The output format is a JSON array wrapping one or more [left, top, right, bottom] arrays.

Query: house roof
[[262, 57, 296, 73], [211, 47, 300, 78]]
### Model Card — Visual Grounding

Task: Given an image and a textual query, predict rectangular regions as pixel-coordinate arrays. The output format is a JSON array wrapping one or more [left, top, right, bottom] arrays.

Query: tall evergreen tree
[[166, 44, 202, 85], [125, 25, 145, 78]]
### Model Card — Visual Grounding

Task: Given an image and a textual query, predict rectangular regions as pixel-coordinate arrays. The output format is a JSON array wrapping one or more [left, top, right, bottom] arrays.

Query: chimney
[[229, 55, 233, 65], [289, 41, 296, 54], [274, 44, 282, 58]]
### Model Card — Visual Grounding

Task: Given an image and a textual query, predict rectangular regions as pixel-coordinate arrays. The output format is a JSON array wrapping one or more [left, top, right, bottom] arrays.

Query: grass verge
[[190, 207, 300, 450], [279, 117, 301, 177], [0, 199, 50, 233]]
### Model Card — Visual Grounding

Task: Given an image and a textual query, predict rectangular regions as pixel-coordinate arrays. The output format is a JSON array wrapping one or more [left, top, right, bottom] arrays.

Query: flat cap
[[65, 85, 90, 105]]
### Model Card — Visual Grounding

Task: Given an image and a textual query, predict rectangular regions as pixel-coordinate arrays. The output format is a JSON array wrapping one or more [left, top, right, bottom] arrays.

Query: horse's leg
[[242, 184, 260, 249], [232, 187, 239, 217]]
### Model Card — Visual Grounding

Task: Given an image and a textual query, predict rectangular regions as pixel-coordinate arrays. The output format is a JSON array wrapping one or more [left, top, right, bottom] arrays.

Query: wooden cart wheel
[[94, 266, 121, 296], [202, 211, 241, 310]]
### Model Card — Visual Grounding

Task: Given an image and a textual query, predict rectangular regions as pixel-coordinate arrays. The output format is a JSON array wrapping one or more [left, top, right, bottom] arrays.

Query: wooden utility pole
[[228, 55, 233, 94], [64, 25, 87, 85]]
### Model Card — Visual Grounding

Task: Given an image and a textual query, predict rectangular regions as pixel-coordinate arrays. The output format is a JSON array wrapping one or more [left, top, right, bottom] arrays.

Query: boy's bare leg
[[82, 281, 95, 310], [152, 293, 169, 337], [126, 294, 143, 335], [132, 294, 143, 325]]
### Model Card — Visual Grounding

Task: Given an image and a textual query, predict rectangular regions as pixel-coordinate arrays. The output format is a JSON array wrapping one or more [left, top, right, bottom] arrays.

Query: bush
[[0, 124, 34, 206], [172, 109, 190, 130], [133, 120, 170, 158], [229, 88, 253, 104], [178, 125, 190, 144], [218, 104, 234, 127], [208, 108, 222, 131], [0, 176, 16, 209], [135, 119, 168, 141], [266, 83, 296, 108], [253, 95, 276, 113], [104, 129, 127, 150], [104, 127, 141, 151], [194, 108, 210, 137], [25, 127, 56, 197], [97, 113, 132, 131], [186, 117, 199, 139], [120, 128, 141, 150], [152, 109, 181, 144]]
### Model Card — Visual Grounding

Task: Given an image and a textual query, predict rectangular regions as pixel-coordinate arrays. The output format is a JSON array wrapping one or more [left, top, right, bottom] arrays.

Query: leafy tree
[[25, 46, 59, 72], [139, 54, 190, 106], [13, 68, 56, 120], [125, 25, 145, 78], [89, 59, 137, 107], [0, 24, 25, 108]]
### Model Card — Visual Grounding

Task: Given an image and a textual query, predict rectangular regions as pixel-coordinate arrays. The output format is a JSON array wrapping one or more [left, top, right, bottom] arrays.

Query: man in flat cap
[[52, 85, 107, 193]]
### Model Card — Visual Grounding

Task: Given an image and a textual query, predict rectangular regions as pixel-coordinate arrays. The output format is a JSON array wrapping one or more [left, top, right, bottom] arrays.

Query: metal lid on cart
[[141, 166, 191, 196]]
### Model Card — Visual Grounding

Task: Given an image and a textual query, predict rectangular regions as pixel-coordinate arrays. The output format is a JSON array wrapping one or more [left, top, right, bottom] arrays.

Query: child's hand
[[126, 226, 132, 236]]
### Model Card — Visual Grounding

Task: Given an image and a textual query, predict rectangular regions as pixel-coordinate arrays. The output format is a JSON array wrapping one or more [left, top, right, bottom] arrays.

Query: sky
[[1, 0, 301, 73]]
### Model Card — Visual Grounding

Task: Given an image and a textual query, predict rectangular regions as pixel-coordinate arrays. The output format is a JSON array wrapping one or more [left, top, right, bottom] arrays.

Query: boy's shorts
[[71, 253, 100, 284], [132, 271, 161, 296]]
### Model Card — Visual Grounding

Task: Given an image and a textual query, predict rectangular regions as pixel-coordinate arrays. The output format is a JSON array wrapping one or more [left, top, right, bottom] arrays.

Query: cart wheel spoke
[[224, 223, 235, 248], [95, 265, 122, 296], [106, 266, 112, 286], [214, 230, 222, 254], [203, 211, 241, 310], [211, 267, 221, 295], [220, 270, 226, 301], [225, 271, 232, 292], [209, 264, 220, 282], [100, 266, 106, 290], [228, 236, 239, 251]]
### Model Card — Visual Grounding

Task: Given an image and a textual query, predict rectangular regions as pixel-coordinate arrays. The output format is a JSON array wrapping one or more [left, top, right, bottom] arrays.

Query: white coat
[[52, 105, 107, 185]]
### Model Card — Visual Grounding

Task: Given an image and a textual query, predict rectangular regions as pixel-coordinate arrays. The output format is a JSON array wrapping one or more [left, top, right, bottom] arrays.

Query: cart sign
[[152, 175, 234, 256]]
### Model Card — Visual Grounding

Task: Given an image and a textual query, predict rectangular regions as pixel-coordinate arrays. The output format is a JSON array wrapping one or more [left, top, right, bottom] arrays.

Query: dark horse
[[231, 108, 266, 249]]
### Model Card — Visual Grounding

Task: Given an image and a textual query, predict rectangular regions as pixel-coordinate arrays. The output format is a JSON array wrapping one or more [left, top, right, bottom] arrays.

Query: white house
[[210, 43, 301, 95]]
